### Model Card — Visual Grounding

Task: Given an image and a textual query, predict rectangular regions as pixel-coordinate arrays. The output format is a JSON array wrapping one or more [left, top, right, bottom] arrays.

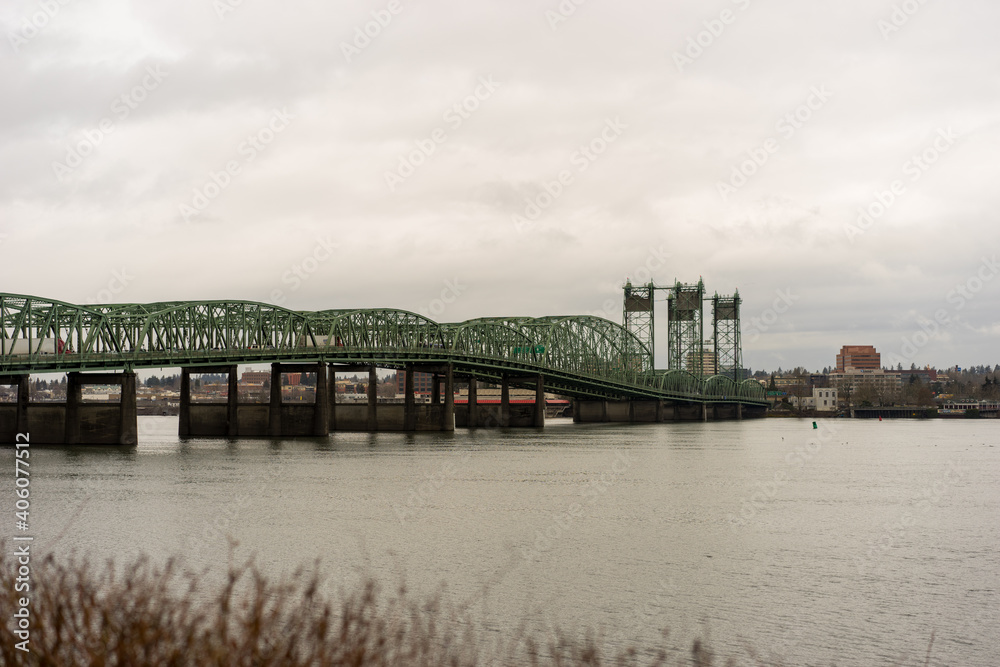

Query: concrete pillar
[[572, 398, 580, 423], [432, 375, 441, 405], [533, 375, 545, 427], [701, 403, 708, 422], [64, 372, 81, 444], [227, 365, 238, 437], [268, 363, 282, 437], [737, 403, 743, 420], [443, 364, 454, 431], [628, 400, 635, 423], [601, 399, 608, 422], [655, 400, 664, 423], [327, 365, 337, 431], [404, 364, 415, 431], [179, 368, 191, 437], [15, 375, 29, 437], [501, 375, 510, 427], [120, 372, 138, 446], [367, 366, 378, 431], [467, 380, 478, 428], [313, 361, 329, 436]]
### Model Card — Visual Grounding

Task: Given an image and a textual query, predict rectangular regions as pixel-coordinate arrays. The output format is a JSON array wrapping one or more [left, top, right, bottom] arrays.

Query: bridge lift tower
[[623, 277, 743, 379], [711, 291, 742, 381], [667, 279, 705, 375], [622, 280, 656, 369]]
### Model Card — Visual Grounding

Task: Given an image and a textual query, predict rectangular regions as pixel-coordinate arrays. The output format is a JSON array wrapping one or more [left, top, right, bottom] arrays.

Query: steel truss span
[[0, 294, 765, 405]]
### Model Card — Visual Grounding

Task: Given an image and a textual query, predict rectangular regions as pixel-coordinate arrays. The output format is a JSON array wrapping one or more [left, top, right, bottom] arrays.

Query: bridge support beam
[[533, 375, 545, 428], [65, 372, 81, 444], [269, 364, 283, 437], [1, 375, 31, 437], [313, 362, 330, 436], [467, 380, 478, 428], [227, 366, 238, 437], [442, 364, 454, 431], [328, 365, 338, 432], [179, 369, 191, 437], [367, 367, 378, 431], [501, 375, 510, 428], [404, 363, 416, 431]]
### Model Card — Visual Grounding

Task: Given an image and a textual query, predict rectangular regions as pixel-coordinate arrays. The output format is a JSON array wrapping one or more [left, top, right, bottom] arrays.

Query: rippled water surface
[[8, 416, 999, 665]]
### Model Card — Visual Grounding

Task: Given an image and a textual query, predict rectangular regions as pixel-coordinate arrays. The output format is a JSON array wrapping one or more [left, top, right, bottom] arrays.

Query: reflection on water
[[8, 416, 998, 666]]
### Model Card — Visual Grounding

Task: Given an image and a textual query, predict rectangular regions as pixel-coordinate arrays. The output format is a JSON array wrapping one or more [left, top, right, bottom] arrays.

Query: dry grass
[[0, 547, 781, 667]]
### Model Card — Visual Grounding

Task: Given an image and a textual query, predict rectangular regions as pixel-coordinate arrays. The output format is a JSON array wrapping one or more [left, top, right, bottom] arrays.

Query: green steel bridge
[[0, 294, 766, 407]]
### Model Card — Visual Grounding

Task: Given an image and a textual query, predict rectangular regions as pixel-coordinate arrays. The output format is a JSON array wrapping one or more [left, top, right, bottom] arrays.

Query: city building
[[240, 370, 270, 385], [394, 370, 435, 396], [788, 387, 839, 412], [897, 368, 938, 384], [829, 369, 901, 399], [836, 345, 880, 372], [684, 350, 718, 375]]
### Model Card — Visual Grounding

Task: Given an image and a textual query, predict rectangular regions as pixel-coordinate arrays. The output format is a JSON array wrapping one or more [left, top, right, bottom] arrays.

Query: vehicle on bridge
[[2, 337, 67, 355]]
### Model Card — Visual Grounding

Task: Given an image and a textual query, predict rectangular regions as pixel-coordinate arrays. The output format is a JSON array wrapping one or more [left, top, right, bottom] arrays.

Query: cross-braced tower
[[712, 291, 742, 381], [667, 278, 705, 375], [622, 280, 655, 370]]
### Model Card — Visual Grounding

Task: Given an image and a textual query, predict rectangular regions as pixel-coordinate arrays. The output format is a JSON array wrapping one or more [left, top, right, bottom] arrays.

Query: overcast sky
[[2, 0, 999, 372]]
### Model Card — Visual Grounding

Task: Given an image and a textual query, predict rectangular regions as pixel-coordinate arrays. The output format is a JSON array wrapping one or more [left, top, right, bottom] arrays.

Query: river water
[[6, 417, 998, 665]]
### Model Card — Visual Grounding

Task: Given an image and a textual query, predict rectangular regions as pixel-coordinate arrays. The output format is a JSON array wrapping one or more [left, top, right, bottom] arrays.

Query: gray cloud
[[2, 0, 999, 371]]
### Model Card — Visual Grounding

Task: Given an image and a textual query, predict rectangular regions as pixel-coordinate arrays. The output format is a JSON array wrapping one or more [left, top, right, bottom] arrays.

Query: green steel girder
[[0, 293, 767, 407]]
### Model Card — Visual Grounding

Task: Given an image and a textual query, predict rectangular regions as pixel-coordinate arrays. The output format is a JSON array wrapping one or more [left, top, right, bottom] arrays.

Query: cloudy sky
[[2, 0, 998, 372]]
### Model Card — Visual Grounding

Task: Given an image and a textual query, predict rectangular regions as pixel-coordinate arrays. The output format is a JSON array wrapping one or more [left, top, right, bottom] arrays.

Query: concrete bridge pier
[[0, 375, 30, 437], [501, 374, 510, 427], [1, 372, 136, 445], [178, 363, 328, 438], [454, 374, 544, 428], [64, 372, 137, 445], [467, 380, 478, 427], [533, 375, 545, 428], [331, 363, 453, 431]]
